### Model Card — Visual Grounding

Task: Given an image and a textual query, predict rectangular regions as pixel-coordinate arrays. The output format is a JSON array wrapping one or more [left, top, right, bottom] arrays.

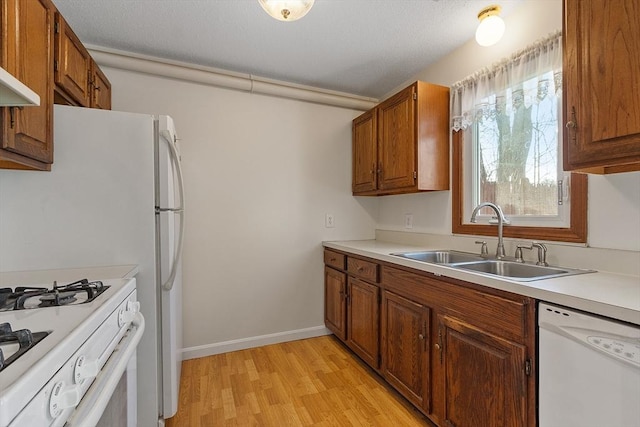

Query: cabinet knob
[[565, 121, 576, 129], [434, 343, 441, 350], [418, 333, 425, 340]]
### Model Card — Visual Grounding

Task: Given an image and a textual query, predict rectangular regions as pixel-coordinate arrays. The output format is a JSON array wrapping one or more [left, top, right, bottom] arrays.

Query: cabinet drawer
[[324, 250, 345, 270], [348, 257, 379, 282]]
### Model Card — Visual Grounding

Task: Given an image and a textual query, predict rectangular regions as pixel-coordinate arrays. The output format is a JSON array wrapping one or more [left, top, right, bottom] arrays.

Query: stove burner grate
[[0, 279, 109, 311], [39, 291, 78, 307], [0, 323, 49, 372]]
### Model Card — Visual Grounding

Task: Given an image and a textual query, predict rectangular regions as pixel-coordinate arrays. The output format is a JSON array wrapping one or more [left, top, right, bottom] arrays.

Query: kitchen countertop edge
[[0, 265, 140, 287], [323, 240, 640, 325]]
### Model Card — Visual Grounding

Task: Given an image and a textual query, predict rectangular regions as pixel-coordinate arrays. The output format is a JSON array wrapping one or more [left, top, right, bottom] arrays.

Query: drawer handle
[[330, 258, 336, 262]]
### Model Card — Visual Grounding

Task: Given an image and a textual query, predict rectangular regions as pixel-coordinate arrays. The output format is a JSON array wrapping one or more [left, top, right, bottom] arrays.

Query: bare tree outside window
[[475, 71, 559, 217]]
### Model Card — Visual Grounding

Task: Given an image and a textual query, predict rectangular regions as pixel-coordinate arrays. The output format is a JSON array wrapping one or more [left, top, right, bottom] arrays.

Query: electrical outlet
[[325, 214, 335, 228], [405, 213, 413, 229]]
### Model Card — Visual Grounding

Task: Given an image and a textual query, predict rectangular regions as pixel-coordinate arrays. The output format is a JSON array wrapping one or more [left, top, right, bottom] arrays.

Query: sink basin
[[391, 250, 595, 281], [454, 260, 593, 281], [391, 250, 486, 265]]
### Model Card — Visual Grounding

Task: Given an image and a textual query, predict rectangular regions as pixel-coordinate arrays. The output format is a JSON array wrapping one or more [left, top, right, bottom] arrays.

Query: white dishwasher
[[538, 302, 640, 427]]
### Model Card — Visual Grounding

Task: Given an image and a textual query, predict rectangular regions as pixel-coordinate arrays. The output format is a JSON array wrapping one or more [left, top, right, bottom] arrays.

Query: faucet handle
[[475, 240, 488, 256], [515, 244, 533, 263], [532, 242, 548, 266]]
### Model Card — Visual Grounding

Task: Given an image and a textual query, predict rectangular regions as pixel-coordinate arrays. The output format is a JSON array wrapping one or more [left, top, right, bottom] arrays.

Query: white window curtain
[[450, 31, 562, 132]]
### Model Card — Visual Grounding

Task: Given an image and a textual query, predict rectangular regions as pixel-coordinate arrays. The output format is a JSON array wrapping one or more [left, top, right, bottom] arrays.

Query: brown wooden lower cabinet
[[323, 250, 381, 371], [347, 276, 380, 368], [381, 290, 430, 412], [324, 266, 346, 341], [323, 249, 536, 427], [437, 315, 527, 427]]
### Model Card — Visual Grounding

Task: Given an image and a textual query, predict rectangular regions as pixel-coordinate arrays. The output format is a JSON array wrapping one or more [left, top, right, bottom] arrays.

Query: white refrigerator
[[0, 105, 184, 426]]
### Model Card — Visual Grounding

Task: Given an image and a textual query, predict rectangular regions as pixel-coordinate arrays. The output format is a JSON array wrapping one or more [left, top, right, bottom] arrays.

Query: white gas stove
[[0, 277, 143, 427]]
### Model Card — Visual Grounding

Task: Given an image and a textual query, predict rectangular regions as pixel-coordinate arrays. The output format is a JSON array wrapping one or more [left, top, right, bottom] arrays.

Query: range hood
[[0, 67, 40, 106]]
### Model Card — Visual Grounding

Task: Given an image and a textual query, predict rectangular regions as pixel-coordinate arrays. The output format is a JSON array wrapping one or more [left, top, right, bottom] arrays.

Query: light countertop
[[0, 265, 139, 287], [324, 240, 640, 325]]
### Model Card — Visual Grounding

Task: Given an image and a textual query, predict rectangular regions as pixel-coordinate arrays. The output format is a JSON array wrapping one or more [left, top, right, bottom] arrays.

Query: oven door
[[65, 312, 144, 427], [6, 311, 144, 427]]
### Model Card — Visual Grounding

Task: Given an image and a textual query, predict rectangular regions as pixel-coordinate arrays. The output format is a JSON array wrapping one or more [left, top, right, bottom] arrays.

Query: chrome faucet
[[470, 202, 509, 260]]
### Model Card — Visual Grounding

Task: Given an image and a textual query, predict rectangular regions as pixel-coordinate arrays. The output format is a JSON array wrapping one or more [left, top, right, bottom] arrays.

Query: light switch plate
[[405, 213, 413, 229]]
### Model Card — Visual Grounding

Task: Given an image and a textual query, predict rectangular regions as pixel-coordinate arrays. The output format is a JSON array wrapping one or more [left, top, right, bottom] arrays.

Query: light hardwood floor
[[166, 335, 434, 426]]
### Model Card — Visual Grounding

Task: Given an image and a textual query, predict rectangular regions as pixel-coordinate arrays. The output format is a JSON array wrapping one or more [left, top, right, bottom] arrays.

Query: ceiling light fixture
[[475, 5, 505, 47], [258, 0, 315, 22]]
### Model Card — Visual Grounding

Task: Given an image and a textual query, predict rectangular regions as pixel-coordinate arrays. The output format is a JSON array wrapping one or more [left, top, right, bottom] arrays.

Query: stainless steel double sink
[[390, 250, 594, 281]]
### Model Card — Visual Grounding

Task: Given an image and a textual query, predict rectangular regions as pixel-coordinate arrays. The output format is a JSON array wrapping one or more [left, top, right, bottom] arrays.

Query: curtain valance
[[451, 31, 562, 132]]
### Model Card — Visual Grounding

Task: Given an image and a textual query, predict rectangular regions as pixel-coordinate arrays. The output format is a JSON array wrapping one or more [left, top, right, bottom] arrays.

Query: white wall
[[101, 68, 377, 353], [377, 0, 640, 252]]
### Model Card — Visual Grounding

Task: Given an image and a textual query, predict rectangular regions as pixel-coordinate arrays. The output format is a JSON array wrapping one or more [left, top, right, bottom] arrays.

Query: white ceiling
[[53, 0, 524, 99]]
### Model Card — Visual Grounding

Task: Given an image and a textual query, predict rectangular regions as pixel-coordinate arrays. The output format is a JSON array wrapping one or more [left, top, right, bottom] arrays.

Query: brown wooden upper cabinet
[[0, 0, 55, 171], [352, 81, 450, 196], [90, 62, 112, 110], [54, 13, 111, 109], [0, 3, 111, 171], [563, 0, 640, 174]]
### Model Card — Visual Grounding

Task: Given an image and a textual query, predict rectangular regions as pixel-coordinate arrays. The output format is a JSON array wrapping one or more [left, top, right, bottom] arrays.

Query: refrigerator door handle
[[156, 207, 184, 213], [161, 132, 185, 292]]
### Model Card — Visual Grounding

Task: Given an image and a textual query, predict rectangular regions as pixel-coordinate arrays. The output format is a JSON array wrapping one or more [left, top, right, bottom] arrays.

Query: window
[[451, 32, 586, 243]]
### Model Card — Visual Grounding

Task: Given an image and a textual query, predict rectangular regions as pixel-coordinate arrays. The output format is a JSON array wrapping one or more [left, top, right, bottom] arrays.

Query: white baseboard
[[181, 325, 332, 360]]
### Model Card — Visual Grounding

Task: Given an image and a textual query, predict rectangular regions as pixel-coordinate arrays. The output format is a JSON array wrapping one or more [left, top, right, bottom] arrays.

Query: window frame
[[451, 130, 587, 243]]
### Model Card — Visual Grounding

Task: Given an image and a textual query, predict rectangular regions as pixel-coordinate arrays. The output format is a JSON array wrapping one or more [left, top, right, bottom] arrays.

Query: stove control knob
[[119, 300, 140, 326], [74, 355, 99, 385], [118, 308, 127, 327], [49, 381, 81, 418], [118, 307, 135, 327], [127, 300, 140, 313]]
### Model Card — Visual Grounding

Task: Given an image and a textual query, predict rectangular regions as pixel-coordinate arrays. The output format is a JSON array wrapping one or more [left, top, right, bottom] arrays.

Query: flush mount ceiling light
[[258, 0, 315, 22], [475, 4, 505, 47]]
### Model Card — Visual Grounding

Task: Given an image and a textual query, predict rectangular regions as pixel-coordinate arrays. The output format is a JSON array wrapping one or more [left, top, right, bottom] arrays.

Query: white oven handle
[[65, 312, 145, 427]]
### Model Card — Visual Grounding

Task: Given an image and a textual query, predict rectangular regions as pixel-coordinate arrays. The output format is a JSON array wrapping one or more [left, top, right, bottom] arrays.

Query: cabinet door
[[90, 61, 111, 110], [1, 0, 54, 168], [381, 290, 430, 412], [324, 266, 347, 341], [377, 85, 416, 191], [346, 277, 379, 368], [563, 0, 640, 172], [438, 315, 527, 427], [352, 109, 377, 194], [54, 13, 91, 107]]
